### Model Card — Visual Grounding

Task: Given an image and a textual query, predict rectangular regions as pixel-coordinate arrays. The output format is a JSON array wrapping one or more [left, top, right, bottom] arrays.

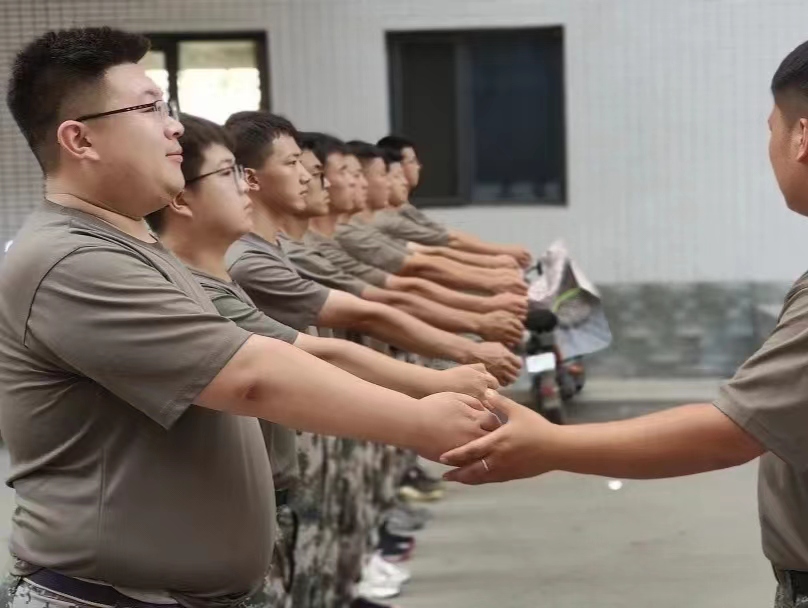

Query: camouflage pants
[[284, 431, 335, 608], [775, 574, 808, 607]]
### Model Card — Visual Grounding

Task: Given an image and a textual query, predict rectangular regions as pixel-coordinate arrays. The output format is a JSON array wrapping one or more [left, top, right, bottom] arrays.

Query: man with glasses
[[146, 114, 497, 608], [0, 27, 498, 608]]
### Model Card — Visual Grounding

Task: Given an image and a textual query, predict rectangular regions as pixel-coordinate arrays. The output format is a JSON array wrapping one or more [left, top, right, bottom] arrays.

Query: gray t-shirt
[[714, 274, 808, 570], [226, 233, 330, 331], [398, 203, 449, 235], [304, 231, 390, 288], [190, 268, 300, 491], [334, 219, 409, 274], [0, 201, 273, 607], [372, 208, 450, 247], [278, 234, 369, 296]]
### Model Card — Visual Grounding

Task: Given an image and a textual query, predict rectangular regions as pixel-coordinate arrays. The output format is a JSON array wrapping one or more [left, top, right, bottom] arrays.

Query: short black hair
[[177, 114, 235, 184], [7, 27, 150, 172], [772, 40, 808, 115], [382, 147, 403, 168], [146, 113, 234, 233], [224, 111, 299, 168], [300, 132, 347, 165], [377, 134, 416, 154], [345, 140, 386, 168]]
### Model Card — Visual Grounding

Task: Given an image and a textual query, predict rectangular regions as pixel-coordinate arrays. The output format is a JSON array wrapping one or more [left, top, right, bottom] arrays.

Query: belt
[[26, 569, 178, 608]]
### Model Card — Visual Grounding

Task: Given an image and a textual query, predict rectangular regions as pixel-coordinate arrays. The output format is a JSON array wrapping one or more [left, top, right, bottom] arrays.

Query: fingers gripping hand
[[439, 393, 558, 485]]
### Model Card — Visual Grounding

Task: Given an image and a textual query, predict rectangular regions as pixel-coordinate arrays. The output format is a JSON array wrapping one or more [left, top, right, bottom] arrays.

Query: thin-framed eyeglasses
[[74, 99, 179, 123], [186, 164, 248, 193]]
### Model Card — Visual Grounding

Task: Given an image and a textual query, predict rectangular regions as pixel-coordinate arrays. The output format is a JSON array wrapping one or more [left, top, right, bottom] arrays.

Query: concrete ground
[[0, 379, 775, 608], [397, 379, 774, 608]]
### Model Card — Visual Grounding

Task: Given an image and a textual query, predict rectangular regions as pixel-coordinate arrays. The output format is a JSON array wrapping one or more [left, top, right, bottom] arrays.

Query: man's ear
[[245, 168, 261, 192], [56, 121, 100, 162], [169, 189, 194, 220]]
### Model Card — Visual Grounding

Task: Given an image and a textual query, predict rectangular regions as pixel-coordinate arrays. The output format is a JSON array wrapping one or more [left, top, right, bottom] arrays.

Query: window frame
[[145, 31, 271, 113], [387, 27, 567, 209]]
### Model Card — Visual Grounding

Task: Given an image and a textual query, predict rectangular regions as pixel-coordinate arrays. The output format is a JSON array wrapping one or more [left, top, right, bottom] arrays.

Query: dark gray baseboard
[[584, 281, 790, 378]]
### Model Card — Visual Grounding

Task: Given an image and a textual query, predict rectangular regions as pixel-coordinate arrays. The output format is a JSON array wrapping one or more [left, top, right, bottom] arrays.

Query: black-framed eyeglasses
[[186, 164, 248, 192], [74, 99, 179, 123]]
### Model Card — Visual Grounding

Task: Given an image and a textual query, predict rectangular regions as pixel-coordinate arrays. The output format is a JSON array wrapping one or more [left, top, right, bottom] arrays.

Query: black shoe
[[351, 598, 398, 608], [380, 523, 415, 548]]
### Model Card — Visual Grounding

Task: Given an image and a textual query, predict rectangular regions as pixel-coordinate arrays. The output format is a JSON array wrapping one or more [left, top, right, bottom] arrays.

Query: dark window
[[388, 28, 566, 207], [143, 33, 270, 124]]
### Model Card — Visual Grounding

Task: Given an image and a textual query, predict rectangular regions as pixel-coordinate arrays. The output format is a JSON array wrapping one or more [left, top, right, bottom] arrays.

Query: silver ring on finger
[[481, 458, 491, 472]]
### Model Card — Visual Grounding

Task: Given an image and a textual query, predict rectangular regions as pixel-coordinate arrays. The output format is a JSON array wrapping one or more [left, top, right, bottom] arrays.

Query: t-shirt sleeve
[[286, 249, 368, 296], [375, 213, 450, 247], [714, 285, 808, 470], [317, 242, 390, 288], [208, 289, 299, 344], [26, 246, 251, 429], [404, 206, 449, 235], [335, 228, 407, 274], [229, 252, 330, 331]]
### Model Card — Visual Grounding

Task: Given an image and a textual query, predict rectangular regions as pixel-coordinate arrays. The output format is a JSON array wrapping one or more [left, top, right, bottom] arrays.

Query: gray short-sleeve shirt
[[372, 208, 450, 247], [191, 268, 300, 491], [714, 274, 808, 570], [334, 220, 409, 274], [0, 202, 274, 606], [304, 231, 390, 288], [226, 233, 330, 331], [278, 234, 369, 296], [398, 203, 449, 235]]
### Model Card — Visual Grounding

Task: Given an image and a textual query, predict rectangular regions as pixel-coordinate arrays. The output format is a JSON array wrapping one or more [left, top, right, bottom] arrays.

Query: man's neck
[[356, 209, 376, 223], [276, 213, 310, 241], [45, 181, 157, 243], [160, 227, 233, 282], [309, 214, 339, 237], [250, 201, 281, 244]]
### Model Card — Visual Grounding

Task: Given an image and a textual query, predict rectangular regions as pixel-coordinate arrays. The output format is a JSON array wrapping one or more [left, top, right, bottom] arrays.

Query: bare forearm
[[387, 276, 493, 313], [552, 404, 764, 479], [358, 304, 473, 363], [205, 336, 423, 447], [363, 287, 481, 335], [402, 256, 500, 293], [298, 334, 444, 398], [414, 244, 507, 269], [448, 230, 513, 257]]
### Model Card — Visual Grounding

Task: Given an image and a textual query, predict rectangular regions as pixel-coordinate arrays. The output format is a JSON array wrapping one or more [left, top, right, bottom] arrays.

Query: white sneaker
[[357, 556, 402, 600], [355, 577, 401, 600], [369, 552, 411, 585]]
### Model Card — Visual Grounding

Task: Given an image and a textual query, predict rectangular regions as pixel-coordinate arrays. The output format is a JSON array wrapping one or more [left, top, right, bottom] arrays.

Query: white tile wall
[[2, 0, 808, 284]]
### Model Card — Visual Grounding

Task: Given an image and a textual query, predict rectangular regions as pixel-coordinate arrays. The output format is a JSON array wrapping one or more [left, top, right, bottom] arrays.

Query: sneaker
[[369, 552, 412, 585], [411, 463, 444, 486], [355, 579, 401, 601], [398, 484, 444, 503], [380, 523, 415, 547], [351, 598, 399, 608], [379, 541, 413, 563], [384, 507, 426, 534], [357, 558, 402, 600], [397, 465, 445, 502], [394, 499, 433, 522]]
